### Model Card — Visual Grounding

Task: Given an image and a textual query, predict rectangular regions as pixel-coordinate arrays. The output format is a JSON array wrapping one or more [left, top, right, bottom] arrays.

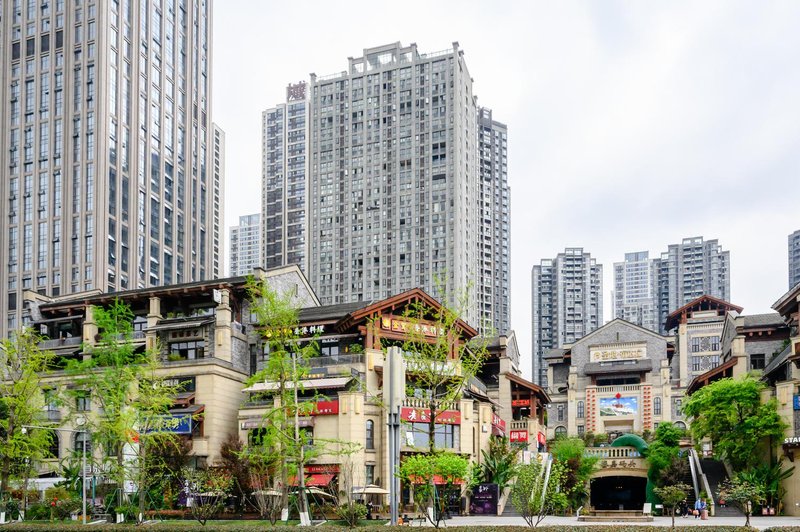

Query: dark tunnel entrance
[[590, 476, 647, 511]]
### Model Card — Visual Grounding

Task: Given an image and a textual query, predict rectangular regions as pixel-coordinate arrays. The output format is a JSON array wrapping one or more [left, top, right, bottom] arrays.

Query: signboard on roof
[[590, 344, 646, 362]]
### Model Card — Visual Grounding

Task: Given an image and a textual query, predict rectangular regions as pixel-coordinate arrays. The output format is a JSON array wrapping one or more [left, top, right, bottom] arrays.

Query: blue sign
[[793, 395, 800, 411], [144, 414, 193, 434]]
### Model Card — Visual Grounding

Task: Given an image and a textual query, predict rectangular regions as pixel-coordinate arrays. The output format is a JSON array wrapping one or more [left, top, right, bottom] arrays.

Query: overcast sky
[[213, 1, 800, 379]]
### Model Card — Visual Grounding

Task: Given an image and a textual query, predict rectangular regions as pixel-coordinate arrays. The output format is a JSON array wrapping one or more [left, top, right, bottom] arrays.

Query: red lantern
[[615, 392, 621, 399]]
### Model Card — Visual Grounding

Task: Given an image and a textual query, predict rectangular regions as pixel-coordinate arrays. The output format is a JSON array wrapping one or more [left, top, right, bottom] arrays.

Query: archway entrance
[[590, 476, 647, 511]]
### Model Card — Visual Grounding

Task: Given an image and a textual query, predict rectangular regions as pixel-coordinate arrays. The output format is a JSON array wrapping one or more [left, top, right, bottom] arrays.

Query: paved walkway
[[413, 514, 800, 529]]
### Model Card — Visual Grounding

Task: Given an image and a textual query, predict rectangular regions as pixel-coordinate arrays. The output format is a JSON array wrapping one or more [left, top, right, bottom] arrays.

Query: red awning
[[289, 473, 335, 487]]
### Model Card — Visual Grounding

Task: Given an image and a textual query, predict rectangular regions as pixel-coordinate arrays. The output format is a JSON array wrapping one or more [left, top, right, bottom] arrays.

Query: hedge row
[[0, 525, 765, 531]]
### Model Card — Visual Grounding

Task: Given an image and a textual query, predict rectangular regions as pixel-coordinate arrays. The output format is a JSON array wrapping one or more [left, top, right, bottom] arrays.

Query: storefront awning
[[290, 473, 335, 487], [243, 376, 353, 392]]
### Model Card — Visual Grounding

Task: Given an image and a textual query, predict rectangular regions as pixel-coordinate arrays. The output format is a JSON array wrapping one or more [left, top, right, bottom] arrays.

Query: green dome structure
[[610, 434, 649, 453]]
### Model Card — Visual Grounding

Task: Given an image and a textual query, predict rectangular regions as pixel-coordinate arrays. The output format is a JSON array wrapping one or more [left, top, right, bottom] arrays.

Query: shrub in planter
[[24, 502, 50, 520]]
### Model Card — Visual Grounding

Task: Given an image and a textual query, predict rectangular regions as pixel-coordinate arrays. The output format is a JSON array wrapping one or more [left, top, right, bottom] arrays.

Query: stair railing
[[689, 449, 716, 517]]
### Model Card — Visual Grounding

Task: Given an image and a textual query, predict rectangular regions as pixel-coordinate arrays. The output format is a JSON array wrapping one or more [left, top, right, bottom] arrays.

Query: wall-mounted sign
[[381, 317, 444, 338], [305, 464, 340, 474], [793, 395, 800, 411], [491, 414, 506, 431], [599, 396, 638, 416], [590, 344, 646, 362], [312, 400, 339, 416], [512, 399, 531, 407], [509, 430, 528, 443], [145, 414, 192, 434], [400, 407, 461, 425]]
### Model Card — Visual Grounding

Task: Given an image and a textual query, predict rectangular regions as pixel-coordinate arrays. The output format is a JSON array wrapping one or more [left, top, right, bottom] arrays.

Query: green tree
[[549, 437, 598, 511], [653, 483, 690, 528], [718, 476, 766, 527], [737, 460, 795, 514], [683, 377, 786, 471], [647, 422, 686, 487], [244, 275, 321, 525], [397, 452, 470, 528], [398, 292, 488, 454], [0, 329, 55, 499], [182, 467, 233, 526], [478, 436, 519, 490], [510, 460, 568, 527], [64, 300, 180, 522]]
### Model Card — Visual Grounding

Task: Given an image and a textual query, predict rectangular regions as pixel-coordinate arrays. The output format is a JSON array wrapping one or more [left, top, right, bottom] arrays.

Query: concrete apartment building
[[544, 319, 685, 440], [790, 229, 800, 289], [261, 82, 309, 272], [477, 107, 510, 335], [612, 252, 659, 333], [657, 237, 730, 334], [0, 0, 222, 337], [24, 265, 317, 468], [307, 42, 480, 326], [229, 213, 262, 276], [239, 288, 549, 505], [532, 248, 603, 388]]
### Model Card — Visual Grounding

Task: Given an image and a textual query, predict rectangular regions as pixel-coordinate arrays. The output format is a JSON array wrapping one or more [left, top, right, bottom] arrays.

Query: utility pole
[[387, 346, 405, 526]]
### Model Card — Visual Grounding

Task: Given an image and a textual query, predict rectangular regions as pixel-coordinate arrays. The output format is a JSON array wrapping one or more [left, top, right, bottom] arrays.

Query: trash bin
[[701, 509, 708, 520]]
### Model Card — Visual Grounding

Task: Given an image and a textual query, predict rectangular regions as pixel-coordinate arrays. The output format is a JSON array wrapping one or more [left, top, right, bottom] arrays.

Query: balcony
[[39, 336, 82, 349]]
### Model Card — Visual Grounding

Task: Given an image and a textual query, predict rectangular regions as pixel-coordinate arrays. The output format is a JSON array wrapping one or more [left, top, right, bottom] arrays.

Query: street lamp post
[[22, 418, 89, 525]]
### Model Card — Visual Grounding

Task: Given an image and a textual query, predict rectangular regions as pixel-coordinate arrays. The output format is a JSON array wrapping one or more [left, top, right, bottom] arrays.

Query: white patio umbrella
[[353, 484, 390, 495]]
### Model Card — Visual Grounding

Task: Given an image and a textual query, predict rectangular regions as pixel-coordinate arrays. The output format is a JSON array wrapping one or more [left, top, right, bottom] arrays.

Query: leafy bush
[[23, 502, 50, 520], [335, 501, 367, 528]]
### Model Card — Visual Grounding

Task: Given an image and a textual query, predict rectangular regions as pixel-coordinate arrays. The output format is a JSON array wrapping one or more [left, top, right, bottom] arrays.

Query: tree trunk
[[138, 440, 146, 523]]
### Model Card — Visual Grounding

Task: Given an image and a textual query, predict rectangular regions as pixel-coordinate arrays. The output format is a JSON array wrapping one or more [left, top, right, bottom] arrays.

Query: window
[[554, 426, 567, 438], [365, 420, 375, 450], [169, 340, 205, 360], [750, 353, 766, 371], [556, 404, 564, 422], [674, 399, 682, 417], [577, 425, 584, 436], [576, 401, 584, 419], [74, 431, 91, 455], [76, 392, 91, 412], [691, 356, 701, 372], [365, 464, 375, 486], [46, 430, 60, 459], [654, 397, 662, 416]]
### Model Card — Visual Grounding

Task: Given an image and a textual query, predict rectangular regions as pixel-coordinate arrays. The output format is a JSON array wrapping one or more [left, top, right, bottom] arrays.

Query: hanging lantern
[[615, 392, 621, 399]]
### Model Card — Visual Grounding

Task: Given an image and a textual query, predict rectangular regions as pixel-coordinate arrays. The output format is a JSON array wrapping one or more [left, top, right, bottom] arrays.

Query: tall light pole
[[22, 417, 89, 525]]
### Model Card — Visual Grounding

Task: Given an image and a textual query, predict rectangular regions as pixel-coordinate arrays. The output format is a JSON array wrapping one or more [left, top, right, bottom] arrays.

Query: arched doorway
[[590, 476, 647, 511]]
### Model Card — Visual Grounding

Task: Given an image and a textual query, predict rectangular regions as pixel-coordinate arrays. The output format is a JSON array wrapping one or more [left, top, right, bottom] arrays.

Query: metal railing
[[308, 354, 365, 368], [594, 384, 641, 393], [585, 446, 643, 458], [39, 336, 82, 349]]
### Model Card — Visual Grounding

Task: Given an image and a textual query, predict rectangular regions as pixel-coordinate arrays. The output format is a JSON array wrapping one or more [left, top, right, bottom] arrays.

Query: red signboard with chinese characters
[[491, 413, 506, 431], [400, 407, 461, 425], [511, 399, 531, 407], [509, 430, 528, 443], [312, 400, 339, 416], [537, 431, 546, 445], [305, 464, 340, 474]]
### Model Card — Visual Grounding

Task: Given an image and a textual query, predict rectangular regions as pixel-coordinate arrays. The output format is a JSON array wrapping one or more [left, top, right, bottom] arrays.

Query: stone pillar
[[214, 289, 233, 363], [145, 297, 161, 352], [678, 323, 689, 387]]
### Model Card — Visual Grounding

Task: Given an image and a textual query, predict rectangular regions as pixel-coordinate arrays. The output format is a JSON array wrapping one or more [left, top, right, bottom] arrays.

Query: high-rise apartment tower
[[612, 251, 659, 332], [477, 108, 510, 335], [790, 230, 800, 289], [0, 0, 219, 336], [657, 236, 730, 333], [261, 82, 309, 272], [532, 248, 603, 387], [229, 213, 262, 277], [307, 42, 479, 325]]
